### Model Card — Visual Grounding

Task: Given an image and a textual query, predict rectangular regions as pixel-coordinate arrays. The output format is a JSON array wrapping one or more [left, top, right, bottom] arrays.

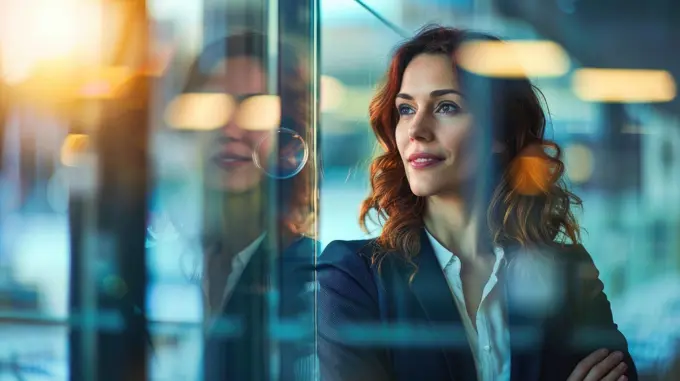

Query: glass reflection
[[254, 127, 309, 180], [153, 30, 314, 381]]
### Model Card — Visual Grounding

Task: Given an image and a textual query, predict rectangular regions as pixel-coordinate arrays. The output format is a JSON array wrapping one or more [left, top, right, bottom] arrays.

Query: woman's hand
[[567, 348, 629, 381]]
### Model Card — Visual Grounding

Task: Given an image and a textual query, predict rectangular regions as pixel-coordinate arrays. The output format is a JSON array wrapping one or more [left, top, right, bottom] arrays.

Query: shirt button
[[483, 345, 492, 352]]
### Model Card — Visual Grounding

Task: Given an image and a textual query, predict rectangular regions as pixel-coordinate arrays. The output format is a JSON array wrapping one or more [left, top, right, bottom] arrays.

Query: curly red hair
[[359, 25, 582, 269]]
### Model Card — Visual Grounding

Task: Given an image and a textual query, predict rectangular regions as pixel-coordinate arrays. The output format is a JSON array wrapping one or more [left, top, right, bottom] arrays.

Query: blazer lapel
[[220, 244, 269, 381], [408, 230, 476, 381]]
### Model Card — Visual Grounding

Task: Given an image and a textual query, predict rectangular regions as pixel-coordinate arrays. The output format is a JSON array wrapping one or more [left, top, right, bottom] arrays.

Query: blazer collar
[[408, 229, 476, 381], [408, 230, 545, 381]]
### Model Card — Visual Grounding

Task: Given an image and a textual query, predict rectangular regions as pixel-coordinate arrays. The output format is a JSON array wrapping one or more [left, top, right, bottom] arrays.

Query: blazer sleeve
[[566, 245, 639, 381], [317, 241, 393, 381]]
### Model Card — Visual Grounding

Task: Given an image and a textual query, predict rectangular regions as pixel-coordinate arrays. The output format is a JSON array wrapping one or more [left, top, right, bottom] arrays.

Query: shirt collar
[[424, 228, 505, 271], [232, 232, 267, 267]]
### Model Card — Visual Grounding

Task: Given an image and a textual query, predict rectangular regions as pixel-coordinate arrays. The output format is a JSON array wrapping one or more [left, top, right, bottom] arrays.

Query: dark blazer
[[317, 230, 637, 381], [204, 237, 315, 381]]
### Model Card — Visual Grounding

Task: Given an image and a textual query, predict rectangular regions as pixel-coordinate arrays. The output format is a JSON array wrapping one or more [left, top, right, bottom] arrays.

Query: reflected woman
[[177, 31, 314, 381], [317, 26, 637, 381]]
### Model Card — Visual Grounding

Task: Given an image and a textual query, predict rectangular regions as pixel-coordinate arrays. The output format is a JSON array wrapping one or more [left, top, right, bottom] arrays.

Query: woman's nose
[[408, 114, 434, 142], [222, 119, 246, 140]]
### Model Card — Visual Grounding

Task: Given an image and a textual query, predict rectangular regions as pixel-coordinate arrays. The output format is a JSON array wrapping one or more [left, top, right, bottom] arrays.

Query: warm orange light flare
[[573, 69, 676, 103], [0, 0, 105, 85], [509, 145, 558, 196], [164, 93, 235, 130], [457, 40, 570, 78]]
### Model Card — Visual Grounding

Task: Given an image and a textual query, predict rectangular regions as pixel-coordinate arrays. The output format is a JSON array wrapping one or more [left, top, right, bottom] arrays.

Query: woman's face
[[395, 53, 479, 198], [201, 56, 276, 192]]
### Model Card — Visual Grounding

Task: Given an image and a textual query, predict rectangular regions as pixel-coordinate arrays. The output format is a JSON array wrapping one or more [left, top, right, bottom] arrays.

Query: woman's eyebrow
[[396, 88, 465, 100]]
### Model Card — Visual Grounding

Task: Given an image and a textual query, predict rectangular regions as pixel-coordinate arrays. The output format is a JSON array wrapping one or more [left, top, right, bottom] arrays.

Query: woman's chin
[[203, 162, 263, 192], [409, 184, 437, 198], [204, 176, 262, 193], [409, 180, 466, 199], [208, 180, 261, 193]]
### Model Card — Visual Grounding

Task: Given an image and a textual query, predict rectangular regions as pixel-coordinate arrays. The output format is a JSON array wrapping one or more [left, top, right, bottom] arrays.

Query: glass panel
[[0, 0, 318, 380], [148, 1, 317, 381], [319, 0, 406, 247]]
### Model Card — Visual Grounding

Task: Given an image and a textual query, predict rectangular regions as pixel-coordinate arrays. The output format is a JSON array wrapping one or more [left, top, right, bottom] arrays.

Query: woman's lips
[[408, 152, 444, 169], [212, 153, 252, 169]]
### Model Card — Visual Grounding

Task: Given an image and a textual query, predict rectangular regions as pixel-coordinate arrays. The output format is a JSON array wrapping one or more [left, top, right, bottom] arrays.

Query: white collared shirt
[[200, 233, 314, 380], [425, 229, 511, 381], [204, 233, 266, 325]]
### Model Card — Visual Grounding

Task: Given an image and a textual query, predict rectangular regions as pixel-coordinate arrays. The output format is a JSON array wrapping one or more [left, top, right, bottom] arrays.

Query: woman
[[159, 31, 315, 381], [317, 26, 637, 381]]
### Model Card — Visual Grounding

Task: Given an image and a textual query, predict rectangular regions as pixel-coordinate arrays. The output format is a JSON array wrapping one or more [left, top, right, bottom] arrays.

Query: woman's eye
[[397, 104, 415, 116], [436, 102, 460, 115]]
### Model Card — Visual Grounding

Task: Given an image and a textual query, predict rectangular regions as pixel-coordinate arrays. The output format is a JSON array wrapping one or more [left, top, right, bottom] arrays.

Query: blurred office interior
[[0, 0, 679, 380]]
